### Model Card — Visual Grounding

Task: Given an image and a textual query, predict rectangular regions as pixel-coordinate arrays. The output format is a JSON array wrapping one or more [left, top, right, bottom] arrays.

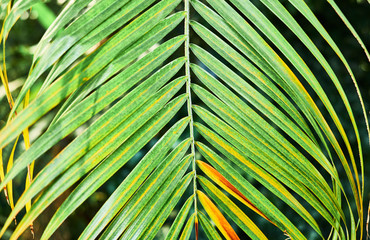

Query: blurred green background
[[0, 0, 369, 239]]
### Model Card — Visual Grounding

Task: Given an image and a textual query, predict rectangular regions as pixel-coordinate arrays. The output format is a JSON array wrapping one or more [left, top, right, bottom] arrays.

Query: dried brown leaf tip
[[284, 230, 291, 240], [3, 186, 10, 206], [31, 227, 34, 239]]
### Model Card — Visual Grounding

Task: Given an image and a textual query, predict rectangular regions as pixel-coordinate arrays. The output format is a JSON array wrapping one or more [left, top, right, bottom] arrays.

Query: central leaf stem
[[184, 0, 197, 214]]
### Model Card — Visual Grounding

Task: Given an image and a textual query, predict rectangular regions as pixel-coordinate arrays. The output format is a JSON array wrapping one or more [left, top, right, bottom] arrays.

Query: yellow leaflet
[[197, 190, 239, 240], [197, 160, 275, 225]]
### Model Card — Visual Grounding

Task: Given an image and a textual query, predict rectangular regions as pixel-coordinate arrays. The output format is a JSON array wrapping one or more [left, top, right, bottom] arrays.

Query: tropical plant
[[0, 0, 368, 239]]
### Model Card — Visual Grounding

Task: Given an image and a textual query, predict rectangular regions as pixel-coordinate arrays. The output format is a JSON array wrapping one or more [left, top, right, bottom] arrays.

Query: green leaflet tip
[[191, 104, 202, 111], [189, 63, 199, 69], [189, 43, 197, 49], [189, 20, 197, 26], [172, 10, 187, 18], [177, 56, 187, 62]]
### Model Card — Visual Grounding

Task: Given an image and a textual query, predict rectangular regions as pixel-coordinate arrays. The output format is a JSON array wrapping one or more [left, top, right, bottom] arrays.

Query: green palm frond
[[0, 0, 368, 239]]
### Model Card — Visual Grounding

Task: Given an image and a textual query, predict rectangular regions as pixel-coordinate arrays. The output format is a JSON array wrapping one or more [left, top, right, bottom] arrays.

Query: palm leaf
[[0, 0, 367, 239]]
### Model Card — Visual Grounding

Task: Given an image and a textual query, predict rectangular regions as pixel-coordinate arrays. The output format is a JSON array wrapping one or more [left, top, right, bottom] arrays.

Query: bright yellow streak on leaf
[[6, 136, 19, 210], [23, 90, 34, 237], [24, 90, 33, 210], [0, 148, 4, 185]]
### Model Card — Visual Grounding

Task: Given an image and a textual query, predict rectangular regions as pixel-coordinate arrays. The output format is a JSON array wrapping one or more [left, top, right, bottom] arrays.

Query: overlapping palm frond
[[0, 0, 368, 239]]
